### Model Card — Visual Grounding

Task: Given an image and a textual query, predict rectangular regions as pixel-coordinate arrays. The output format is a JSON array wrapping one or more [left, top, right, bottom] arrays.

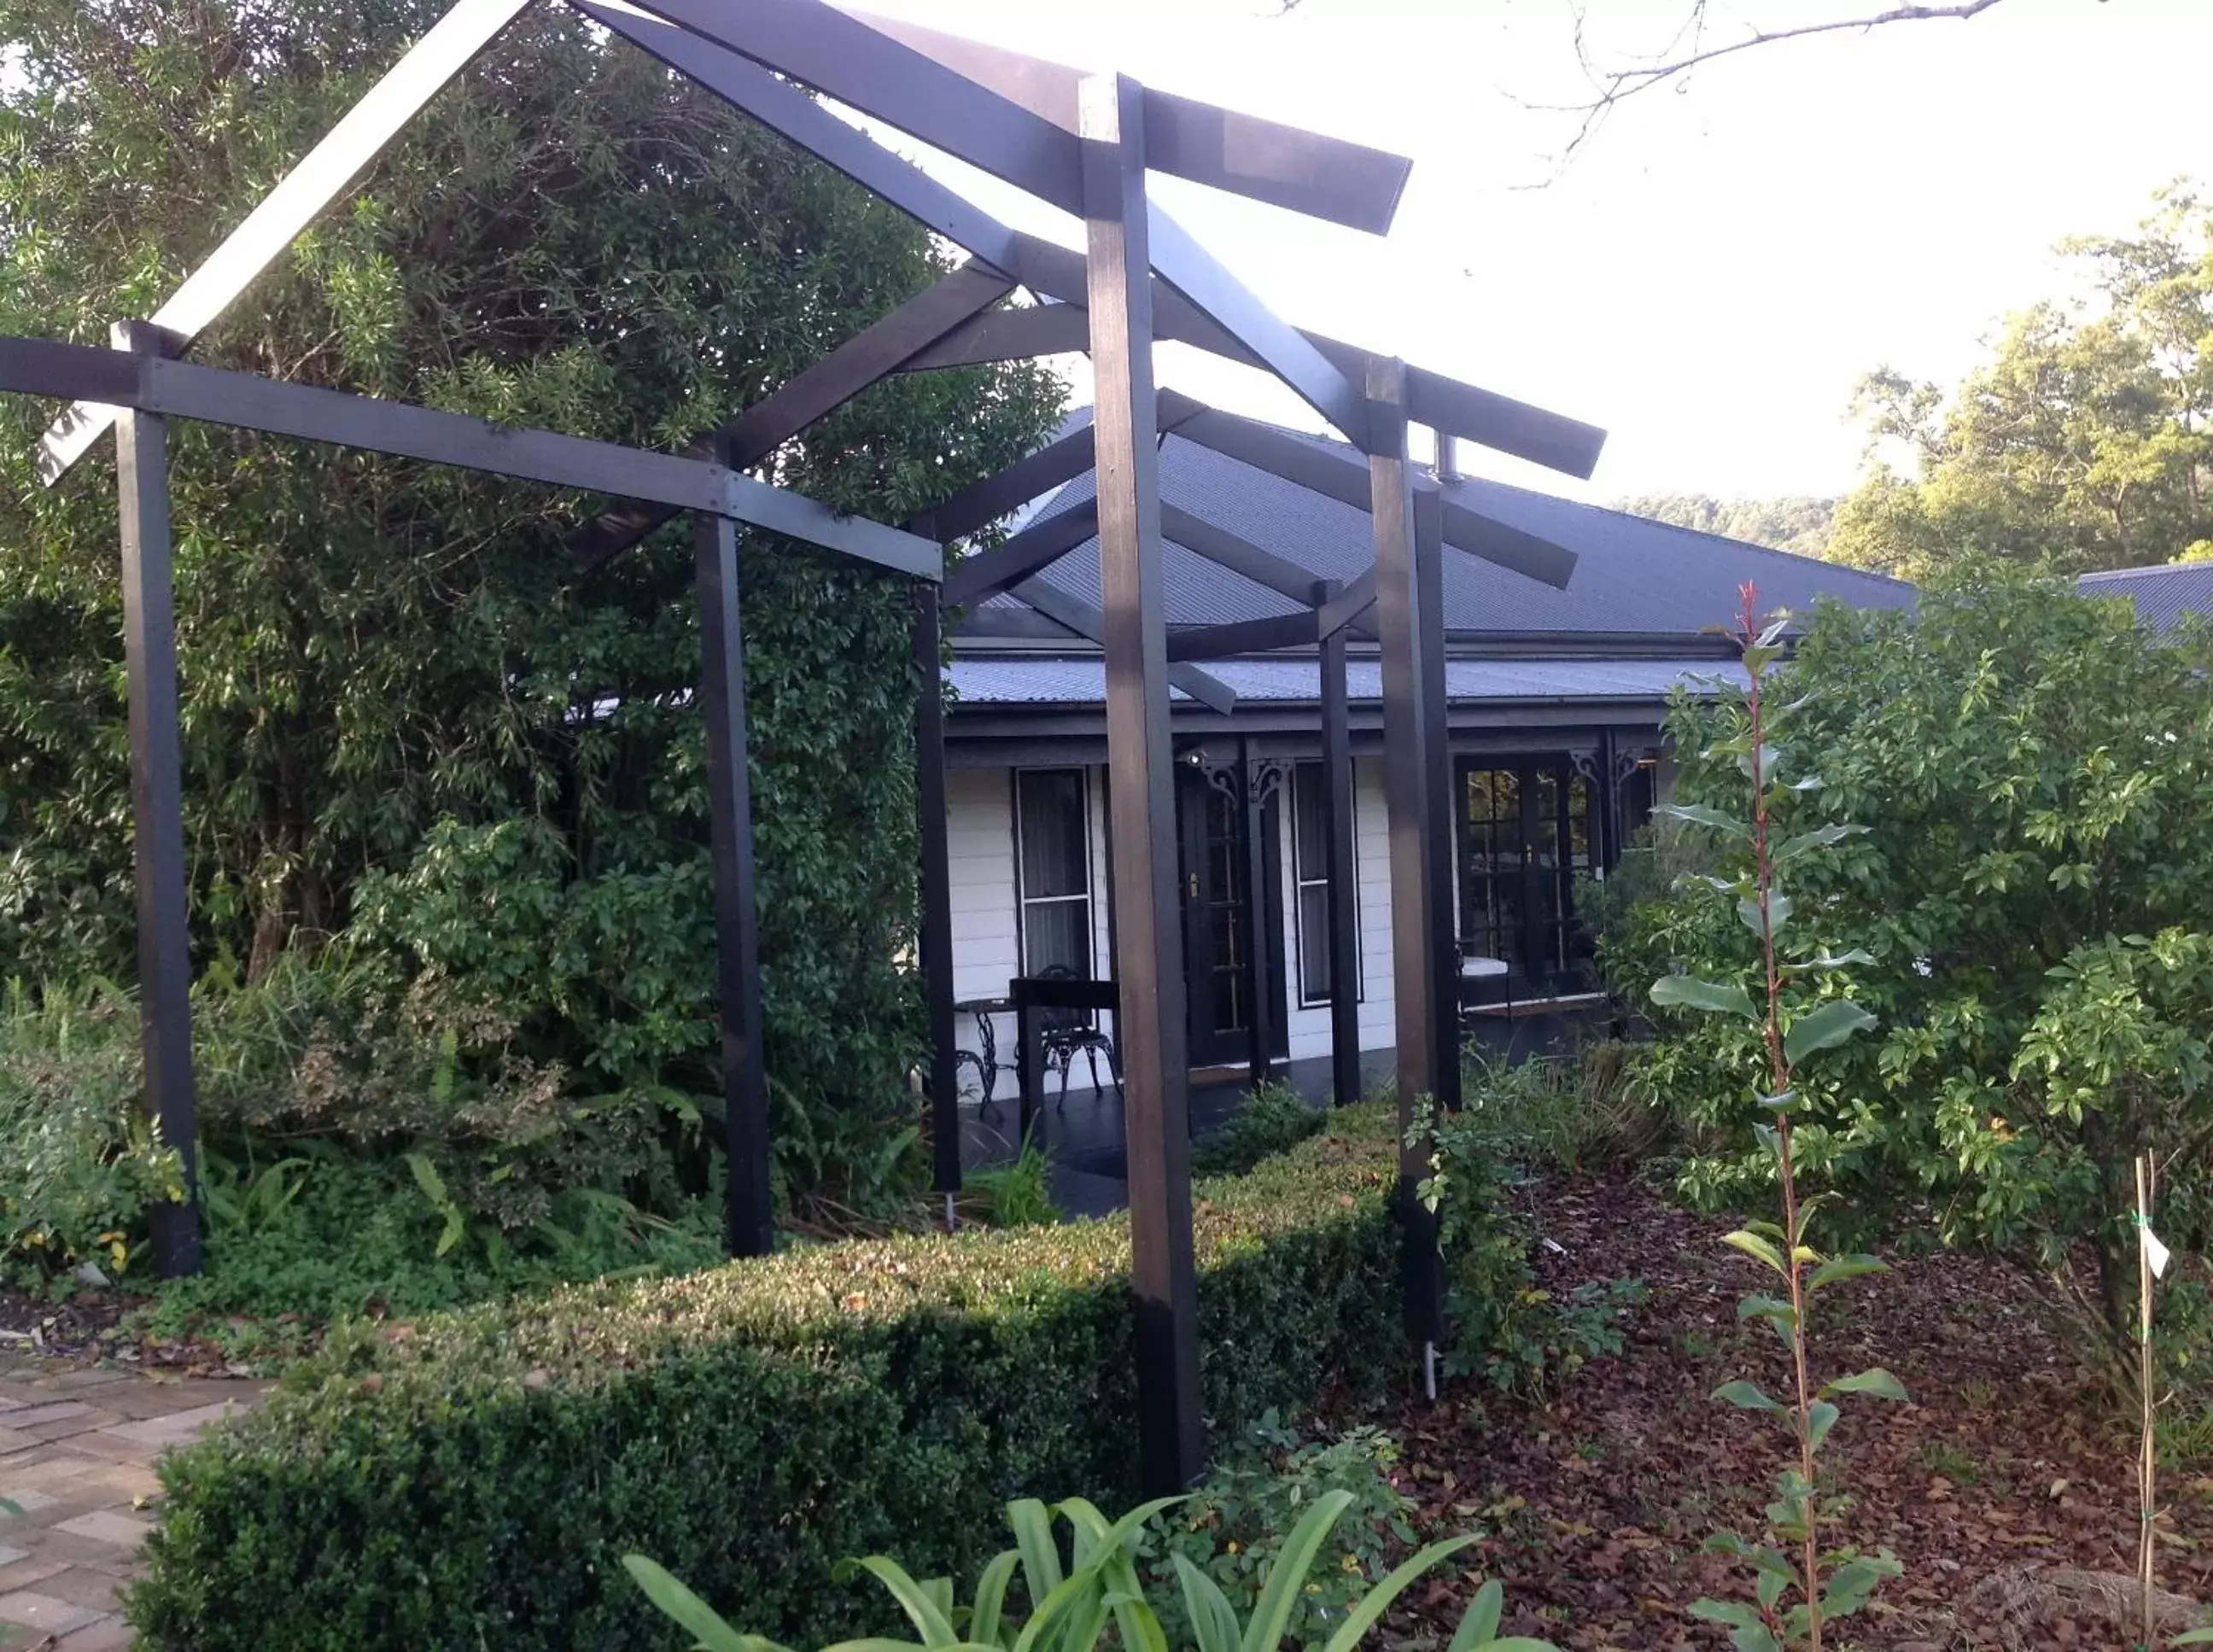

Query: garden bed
[[1356, 1166, 2213, 1649]]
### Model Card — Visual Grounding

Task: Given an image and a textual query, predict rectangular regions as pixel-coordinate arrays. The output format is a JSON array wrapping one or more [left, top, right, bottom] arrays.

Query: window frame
[[1012, 765, 1095, 979], [1289, 760, 1361, 1009]]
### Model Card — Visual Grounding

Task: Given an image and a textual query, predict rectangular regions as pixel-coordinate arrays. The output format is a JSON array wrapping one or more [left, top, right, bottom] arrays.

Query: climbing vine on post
[[1650, 584, 1906, 1652]]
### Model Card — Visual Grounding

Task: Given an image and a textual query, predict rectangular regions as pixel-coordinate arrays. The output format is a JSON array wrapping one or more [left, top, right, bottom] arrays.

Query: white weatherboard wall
[[945, 758, 1397, 1100]]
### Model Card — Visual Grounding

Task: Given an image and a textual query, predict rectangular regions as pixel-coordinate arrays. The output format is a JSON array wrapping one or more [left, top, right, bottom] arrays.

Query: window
[[1014, 768, 1093, 977], [1290, 762, 1359, 1007], [1455, 760, 1597, 995]]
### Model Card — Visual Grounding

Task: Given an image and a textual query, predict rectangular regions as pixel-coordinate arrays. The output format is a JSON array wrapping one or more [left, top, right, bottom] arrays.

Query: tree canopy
[[1829, 184, 2213, 579], [0, 0, 1065, 1205], [1612, 493, 1836, 557]]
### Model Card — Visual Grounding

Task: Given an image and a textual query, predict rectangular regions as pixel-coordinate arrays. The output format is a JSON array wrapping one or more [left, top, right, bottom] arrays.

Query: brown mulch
[[1345, 1171, 2213, 1651], [0, 1282, 238, 1374]]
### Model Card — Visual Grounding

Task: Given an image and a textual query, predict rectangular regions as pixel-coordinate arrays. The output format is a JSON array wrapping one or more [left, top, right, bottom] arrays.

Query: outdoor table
[[953, 995, 1014, 1111]]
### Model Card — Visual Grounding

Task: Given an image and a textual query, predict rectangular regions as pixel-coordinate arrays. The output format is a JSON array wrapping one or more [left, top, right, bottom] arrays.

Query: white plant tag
[[2144, 1223, 2172, 1280]]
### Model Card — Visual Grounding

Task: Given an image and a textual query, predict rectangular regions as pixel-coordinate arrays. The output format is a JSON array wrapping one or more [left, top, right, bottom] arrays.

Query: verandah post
[[1317, 580, 1362, 1109]]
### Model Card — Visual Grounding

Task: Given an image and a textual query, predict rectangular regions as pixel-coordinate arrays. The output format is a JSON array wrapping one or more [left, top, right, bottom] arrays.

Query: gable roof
[[981, 410, 1912, 643], [2079, 563, 2213, 632]]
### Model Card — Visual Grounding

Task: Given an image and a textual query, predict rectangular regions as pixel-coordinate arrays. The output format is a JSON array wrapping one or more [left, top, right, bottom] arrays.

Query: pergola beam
[[844, 8, 1412, 236], [2, 337, 939, 576], [34, 0, 534, 487]]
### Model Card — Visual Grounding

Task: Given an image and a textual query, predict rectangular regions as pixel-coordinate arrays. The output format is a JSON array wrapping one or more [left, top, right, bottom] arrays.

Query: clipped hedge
[[131, 1109, 1401, 1651]]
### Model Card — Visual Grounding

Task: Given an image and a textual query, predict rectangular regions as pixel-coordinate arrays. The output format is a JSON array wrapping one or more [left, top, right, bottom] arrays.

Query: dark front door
[[1177, 763, 1288, 1070]]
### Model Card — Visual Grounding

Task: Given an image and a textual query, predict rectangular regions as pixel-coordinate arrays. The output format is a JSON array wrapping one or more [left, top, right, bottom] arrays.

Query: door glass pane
[[1017, 769, 1088, 899]]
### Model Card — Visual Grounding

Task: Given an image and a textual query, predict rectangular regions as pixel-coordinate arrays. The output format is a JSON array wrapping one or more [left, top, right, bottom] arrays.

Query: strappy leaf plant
[[1649, 584, 1906, 1652], [624, 1491, 1561, 1652]]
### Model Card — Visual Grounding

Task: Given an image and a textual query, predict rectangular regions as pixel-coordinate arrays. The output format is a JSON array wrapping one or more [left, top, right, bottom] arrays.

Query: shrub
[[1136, 1415, 1414, 1651], [1189, 1083, 1327, 1178], [626, 1491, 1559, 1652], [1416, 1100, 1645, 1401], [130, 1110, 1405, 1652], [1455, 1045, 1666, 1176], [1626, 563, 2213, 1360], [0, 979, 183, 1276]]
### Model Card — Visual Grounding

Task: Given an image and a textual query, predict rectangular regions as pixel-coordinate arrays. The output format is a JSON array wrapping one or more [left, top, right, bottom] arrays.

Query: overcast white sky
[[840, 0, 2213, 504]]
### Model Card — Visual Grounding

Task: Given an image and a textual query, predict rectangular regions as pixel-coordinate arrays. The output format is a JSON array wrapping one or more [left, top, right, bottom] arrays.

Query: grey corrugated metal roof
[[2080, 564, 2213, 633], [949, 656, 1747, 707], [996, 410, 1912, 638]]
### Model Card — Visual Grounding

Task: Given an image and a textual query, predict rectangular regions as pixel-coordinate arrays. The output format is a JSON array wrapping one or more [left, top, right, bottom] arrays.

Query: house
[[940, 416, 1914, 1112], [2078, 562, 2213, 632]]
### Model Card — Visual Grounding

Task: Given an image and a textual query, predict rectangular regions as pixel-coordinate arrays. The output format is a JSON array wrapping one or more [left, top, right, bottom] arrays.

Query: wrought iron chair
[[1037, 964, 1124, 1106], [955, 1009, 1000, 1115]]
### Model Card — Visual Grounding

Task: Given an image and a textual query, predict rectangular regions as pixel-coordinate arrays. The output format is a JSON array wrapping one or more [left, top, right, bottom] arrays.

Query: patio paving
[[0, 1363, 264, 1649]]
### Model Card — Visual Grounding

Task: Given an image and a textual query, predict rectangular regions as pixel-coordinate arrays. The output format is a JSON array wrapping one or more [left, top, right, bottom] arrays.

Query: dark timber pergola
[[6, 0, 1605, 1492]]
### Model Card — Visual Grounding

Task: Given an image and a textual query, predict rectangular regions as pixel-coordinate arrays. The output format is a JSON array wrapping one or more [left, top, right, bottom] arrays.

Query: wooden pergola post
[[114, 319, 200, 1279], [1369, 356, 1445, 1362], [694, 490, 774, 1258], [1081, 68, 1204, 1494], [913, 572, 964, 1219]]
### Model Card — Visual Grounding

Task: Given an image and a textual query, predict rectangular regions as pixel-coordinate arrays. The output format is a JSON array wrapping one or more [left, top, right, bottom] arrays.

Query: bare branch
[[1548, 0, 2018, 165]]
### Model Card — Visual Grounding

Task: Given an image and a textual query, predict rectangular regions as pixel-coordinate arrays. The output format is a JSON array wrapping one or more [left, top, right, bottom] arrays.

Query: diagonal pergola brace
[[1159, 503, 1374, 637], [1318, 568, 1378, 637], [1008, 576, 1238, 716], [568, 257, 1017, 569], [844, 9, 1412, 236], [1158, 389, 1579, 590], [621, 0, 1369, 449], [941, 499, 1101, 609], [1163, 611, 1317, 662], [894, 296, 1607, 482], [622, 0, 1084, 209], [1143, 201, 1367, 449], [35, 0, 534, 487], [896, 301, 1086, 374]]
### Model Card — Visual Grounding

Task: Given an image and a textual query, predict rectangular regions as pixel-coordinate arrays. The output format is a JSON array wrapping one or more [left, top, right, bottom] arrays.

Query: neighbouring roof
[[2079, 563, 2213, 632], [949, 656, 1748, 708], [978, 411, 1914, 639]]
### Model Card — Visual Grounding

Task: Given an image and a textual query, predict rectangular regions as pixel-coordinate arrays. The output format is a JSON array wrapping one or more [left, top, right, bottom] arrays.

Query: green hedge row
[[131, 1108, 1402, 1651]]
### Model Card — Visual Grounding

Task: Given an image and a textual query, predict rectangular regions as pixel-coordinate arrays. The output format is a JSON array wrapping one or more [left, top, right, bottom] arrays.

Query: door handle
[[1187, 872, 1200, 901]]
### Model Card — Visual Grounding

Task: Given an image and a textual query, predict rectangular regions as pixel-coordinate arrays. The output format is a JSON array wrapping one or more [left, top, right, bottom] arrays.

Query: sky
[[834, 0, 2213, 505]]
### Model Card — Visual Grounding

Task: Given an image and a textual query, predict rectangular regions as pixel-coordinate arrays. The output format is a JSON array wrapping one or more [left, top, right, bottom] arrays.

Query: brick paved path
[[0, 1363, 263, 1649]]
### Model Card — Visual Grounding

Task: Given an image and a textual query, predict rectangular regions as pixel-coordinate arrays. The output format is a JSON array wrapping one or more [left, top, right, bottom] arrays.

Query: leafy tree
[[1620, 563, 2213, 1363], [1830, 184, 2213, 578], [1614, 493, 1837, 557], [0, 0, 1064, 1204]]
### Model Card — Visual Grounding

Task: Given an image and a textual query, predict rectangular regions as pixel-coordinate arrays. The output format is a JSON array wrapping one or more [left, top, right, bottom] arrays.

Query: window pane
[[1299, 884, 1331, 1000], [1017, 769, 1088, 899], [1024, 897, 1091, 977], [1293, 764, 1327, 875]]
